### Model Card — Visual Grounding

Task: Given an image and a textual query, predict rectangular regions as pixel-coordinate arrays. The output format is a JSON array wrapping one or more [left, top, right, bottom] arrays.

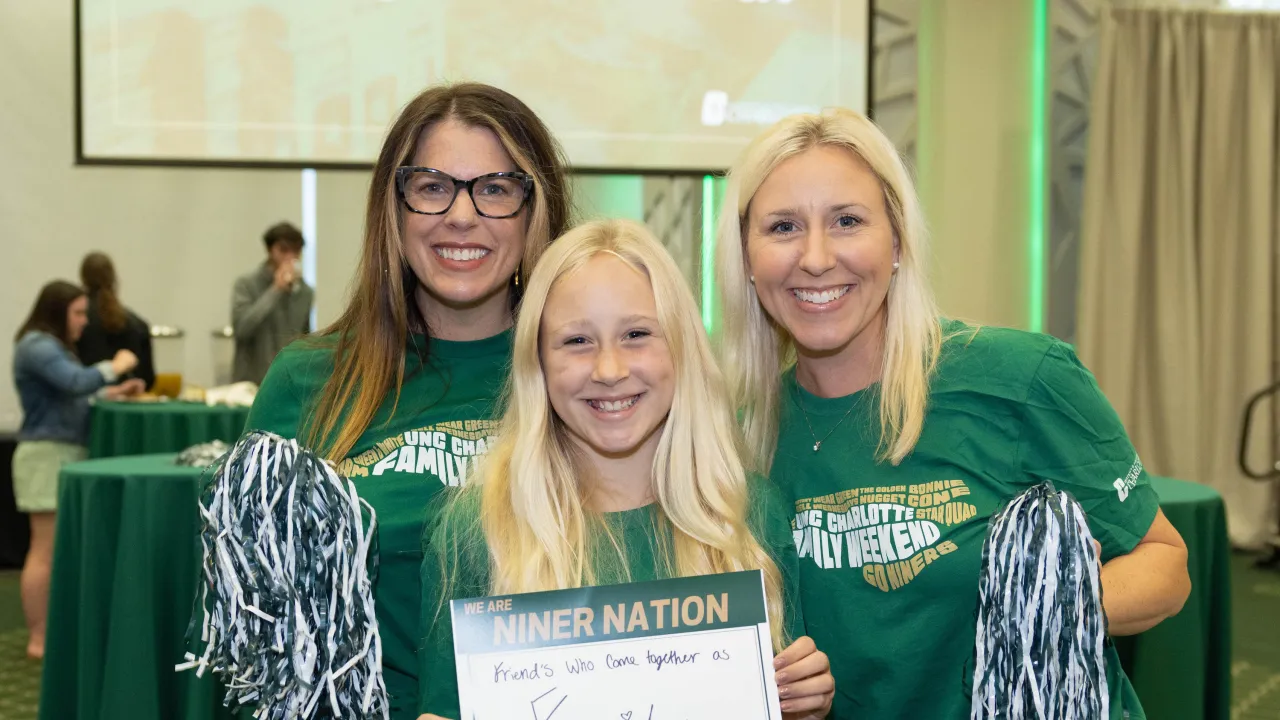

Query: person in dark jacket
[[76, 252, 156, 390], [12, 281, 141, 658]]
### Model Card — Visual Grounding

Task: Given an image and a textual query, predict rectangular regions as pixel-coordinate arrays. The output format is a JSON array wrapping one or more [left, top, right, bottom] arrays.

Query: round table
[[88, 401, 250, 458], [39, 454, 236, 720], [1117, 476, 1231, 720]]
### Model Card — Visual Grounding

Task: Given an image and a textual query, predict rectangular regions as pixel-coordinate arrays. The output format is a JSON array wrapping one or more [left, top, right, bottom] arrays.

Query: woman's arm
[[21, 334, 115, 396], [1018, 341, 1191, 637], [1100, 508, 1190, 635]]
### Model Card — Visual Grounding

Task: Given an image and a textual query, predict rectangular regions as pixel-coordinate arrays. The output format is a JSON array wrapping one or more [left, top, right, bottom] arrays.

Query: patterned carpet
[[1232, 551, 1280, 720], [0, 570, 39, 720], [0, 554, 1277, 719]]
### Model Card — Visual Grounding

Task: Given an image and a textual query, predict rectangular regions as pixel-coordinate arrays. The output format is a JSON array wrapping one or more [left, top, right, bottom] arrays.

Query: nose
[[590, 344, 629, 386], [798, 228, 837, 277], [444, 187, 479, 229]]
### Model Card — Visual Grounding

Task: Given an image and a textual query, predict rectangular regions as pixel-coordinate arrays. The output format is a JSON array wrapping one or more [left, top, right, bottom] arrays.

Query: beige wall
[[0, 1, 673, 431], [917, 0, 1037, 330], [0, 2, 366, 430]]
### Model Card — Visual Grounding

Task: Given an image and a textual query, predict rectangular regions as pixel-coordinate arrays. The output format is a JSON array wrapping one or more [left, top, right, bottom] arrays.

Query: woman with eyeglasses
[[244, 82, 573, 719]]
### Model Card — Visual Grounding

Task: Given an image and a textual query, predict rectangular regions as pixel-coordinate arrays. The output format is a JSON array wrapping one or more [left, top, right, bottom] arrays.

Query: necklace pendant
[[813, 441, 822, 452]]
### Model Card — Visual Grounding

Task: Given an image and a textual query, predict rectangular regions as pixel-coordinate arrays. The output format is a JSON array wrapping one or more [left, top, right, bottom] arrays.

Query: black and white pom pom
[[176, 430, 388, 719], [970, 482, 1109, 720]]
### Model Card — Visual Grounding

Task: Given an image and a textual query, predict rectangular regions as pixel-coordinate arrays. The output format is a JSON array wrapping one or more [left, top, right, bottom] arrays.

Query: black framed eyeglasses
[[395, 166, 534, 219]]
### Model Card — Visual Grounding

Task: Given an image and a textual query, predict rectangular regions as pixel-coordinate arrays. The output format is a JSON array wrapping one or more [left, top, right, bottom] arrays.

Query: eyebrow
[[548, 314, 658, 334], [617, 314, 659, 325], [763, 203, 868, 218]]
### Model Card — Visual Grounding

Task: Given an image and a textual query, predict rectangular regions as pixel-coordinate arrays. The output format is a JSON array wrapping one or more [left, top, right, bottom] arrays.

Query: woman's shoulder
[[934, 319, 1071, 397], [15, 330, 62, 357], [124, 309, 150, 334], [262, 334, 341, 389], [247, 334, 342, 434]]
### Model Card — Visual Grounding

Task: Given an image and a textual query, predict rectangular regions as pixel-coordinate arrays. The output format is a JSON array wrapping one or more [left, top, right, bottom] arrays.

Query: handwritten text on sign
[[450, 571, 783, 720]]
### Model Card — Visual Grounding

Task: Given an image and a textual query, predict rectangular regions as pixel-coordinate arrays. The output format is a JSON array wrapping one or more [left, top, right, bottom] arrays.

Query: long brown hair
[[16, 281, 86, 349], [305, 83, 573, 462], [80, 252, 127, 333]]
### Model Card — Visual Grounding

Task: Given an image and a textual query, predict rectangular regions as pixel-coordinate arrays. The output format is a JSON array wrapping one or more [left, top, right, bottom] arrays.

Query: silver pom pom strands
[[970, 482, 1109, 720], [176, 430, 388, 719]]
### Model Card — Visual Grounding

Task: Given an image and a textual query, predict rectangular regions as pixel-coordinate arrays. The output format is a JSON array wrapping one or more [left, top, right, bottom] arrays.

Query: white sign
[[450, 571, 783, 719]]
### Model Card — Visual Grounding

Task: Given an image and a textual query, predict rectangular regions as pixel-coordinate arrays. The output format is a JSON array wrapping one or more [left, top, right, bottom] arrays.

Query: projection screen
[[76, 0, 870, 171]]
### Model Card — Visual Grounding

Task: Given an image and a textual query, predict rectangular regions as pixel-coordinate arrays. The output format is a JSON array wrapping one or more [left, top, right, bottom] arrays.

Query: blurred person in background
[[11, 281, 141, 658], [231, 221, 314, 384], [77, 252, 156, 391]]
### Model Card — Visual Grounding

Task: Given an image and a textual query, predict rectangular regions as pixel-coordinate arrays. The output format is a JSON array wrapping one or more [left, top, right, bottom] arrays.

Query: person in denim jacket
[[11, 280, 141, 658]]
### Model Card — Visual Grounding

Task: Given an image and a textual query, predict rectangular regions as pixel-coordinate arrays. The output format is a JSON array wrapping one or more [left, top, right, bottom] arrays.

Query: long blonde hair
[[446, 219, 789, 650], [716, 108, 943, 472]]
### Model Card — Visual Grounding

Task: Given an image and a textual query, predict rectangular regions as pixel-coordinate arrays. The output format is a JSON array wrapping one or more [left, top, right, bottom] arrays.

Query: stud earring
[[892, 261, 900, 271], [749, 275, 755, 283]]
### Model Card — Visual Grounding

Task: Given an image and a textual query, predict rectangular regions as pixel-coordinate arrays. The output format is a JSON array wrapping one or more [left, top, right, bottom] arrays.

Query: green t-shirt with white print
[[772, 320, 1158, 720], [244, 329, 512, 720]]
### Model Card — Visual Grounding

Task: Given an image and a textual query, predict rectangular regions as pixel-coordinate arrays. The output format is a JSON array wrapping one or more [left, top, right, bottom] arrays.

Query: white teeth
[[435, 247, 490, 261], [792, 286, 851, 304], [589, 395, 640, 413]]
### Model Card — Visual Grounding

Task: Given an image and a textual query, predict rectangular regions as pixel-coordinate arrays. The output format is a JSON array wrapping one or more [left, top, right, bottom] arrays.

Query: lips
[[585, 394, 642, 413], [791, 285, 851, 304], [433, 246, 491, 261]]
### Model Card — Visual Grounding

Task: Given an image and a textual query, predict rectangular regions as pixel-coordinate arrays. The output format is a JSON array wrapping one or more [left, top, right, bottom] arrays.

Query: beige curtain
[[1078, 8, 1280, 547]]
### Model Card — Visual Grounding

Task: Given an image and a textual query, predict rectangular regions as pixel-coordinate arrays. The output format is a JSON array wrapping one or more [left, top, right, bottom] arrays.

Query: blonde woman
[[418, 219, 835, 719], [714, 109, 1191, 720]]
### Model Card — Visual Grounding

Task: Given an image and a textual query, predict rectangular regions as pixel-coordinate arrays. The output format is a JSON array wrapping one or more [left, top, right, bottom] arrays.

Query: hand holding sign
[[773, 636, 834, 718]]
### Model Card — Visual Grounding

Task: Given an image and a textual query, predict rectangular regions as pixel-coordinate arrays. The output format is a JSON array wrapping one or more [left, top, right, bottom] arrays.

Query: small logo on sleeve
[[1113, 456, 1143, 502]]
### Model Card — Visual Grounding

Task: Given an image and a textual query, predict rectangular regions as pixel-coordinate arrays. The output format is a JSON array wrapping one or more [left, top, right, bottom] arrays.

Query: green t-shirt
[[417, 478, 805, 718], [244, 329, 512, 720], [773, 321, 1158, 720]]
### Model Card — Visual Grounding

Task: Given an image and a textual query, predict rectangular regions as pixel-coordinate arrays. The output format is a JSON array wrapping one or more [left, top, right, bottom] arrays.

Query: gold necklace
[[797, 393, 860, 452]]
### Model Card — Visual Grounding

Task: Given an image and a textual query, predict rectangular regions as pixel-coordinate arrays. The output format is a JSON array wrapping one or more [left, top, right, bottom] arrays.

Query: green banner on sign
[[451, 570, 767, 654]]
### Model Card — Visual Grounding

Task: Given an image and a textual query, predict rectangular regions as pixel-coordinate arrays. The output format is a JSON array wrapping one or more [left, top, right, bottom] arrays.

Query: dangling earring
[[514, 267, 521, 287]]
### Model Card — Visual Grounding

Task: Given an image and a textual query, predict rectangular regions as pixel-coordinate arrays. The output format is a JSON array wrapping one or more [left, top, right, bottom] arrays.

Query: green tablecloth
[[88, 401, 250, 458], [1117, 476, 1231, 720], [37, 462, 1231, 719], [39, 454, 235, 720]]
